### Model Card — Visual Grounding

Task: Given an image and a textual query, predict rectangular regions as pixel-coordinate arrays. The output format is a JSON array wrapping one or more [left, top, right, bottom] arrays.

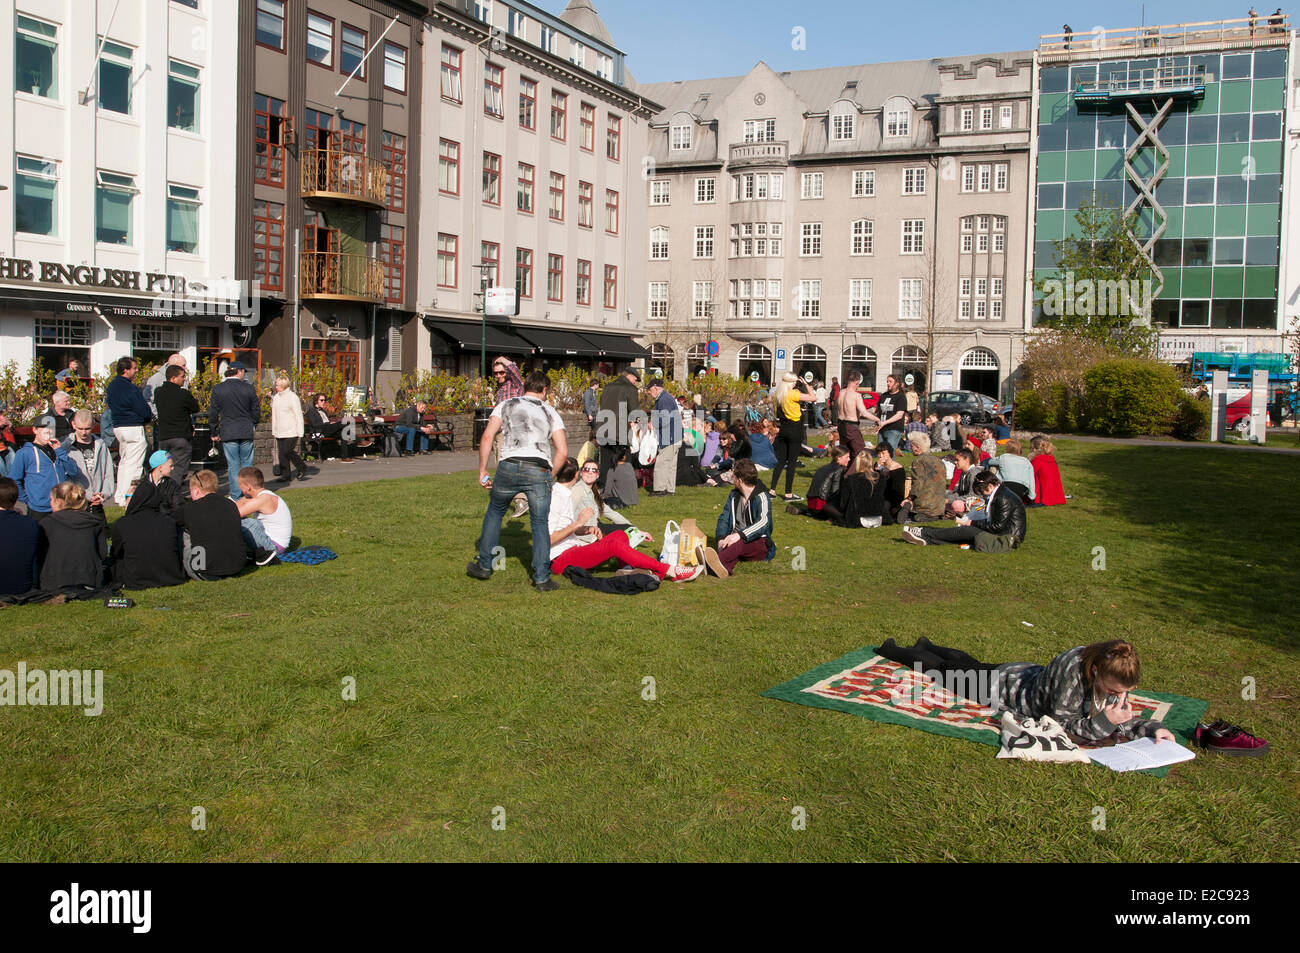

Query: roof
[[559, 0, 615, 47]]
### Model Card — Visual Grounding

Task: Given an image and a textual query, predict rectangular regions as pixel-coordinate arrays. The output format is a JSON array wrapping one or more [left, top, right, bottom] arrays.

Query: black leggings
[[876, 638, 1004, 705], [277, 437, 307, 477], [770, 418, 803, 495]]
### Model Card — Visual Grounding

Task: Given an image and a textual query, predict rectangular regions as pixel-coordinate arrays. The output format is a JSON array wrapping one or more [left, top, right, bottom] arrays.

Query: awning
[[514, 326, 590, 356], [575, 331, 651, 360], [424, 317, 534, 356], [0, 286, 244, 322]]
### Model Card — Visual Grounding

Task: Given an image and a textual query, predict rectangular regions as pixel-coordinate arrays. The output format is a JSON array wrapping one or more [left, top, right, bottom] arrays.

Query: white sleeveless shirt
[[256, 489, 292, 549]]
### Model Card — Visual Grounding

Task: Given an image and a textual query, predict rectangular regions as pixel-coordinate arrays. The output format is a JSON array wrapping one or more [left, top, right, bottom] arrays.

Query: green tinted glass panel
[[1066, 151, 1095, 180], [1164, 207, 1184, 236], [1036, 210, 1065, 239], [1212, 267, 1244, 297], [1215, 205, 1247, 234], [1249, 142, 1282, 174], [1160, 268, 1181, 298], [1185, 145, 1218, 176], [1182, 268, 1212, 296], [1243, 267, 1276, 296], [1247, 203, 1279, 235], [1218, 80, 1252, 113], [1218, 142, 1249, 171], [1190, 83, 1218, 113], [1163, 146, 1186, 177], [1037, 152, 1067, 181], [1183, 206, 1215, 236], [1251, 78, 1284, 111]]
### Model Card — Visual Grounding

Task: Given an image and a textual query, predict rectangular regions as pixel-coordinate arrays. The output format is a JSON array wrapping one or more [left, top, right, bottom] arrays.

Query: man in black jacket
[[596, 366, 640, 485], [154, 364, 199, 487], [208, 362, 261, 499], [903, 472, 1026, 552], [175, 469, 247, 580]]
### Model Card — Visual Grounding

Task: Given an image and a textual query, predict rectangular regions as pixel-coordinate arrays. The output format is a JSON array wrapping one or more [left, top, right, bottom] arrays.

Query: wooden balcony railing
[[299, 250, 385, 302], [300, 150, 388, 206]]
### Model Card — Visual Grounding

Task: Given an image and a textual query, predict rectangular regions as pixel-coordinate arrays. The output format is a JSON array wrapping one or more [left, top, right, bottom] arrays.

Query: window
[[577, 260, 591, 305], [580, 103, 595, 150], [831, 112, 856, 140], [995, 164, 1008, 192], [902, 167, 926, 195], [977, 232, 989, 253], [596, 53, 613, 81], [440, 45, 462, 102], [480, 241, 500, 287], [519, 78, 536, 129], [603, 265, 618, 309], [133, 324, 182, 360], [341, 25, 366, 78], [850, 279, 872, 318], [578, 181, 593, 227], [516, 249, 533, 299], [732, 172, 784, 201], [851, 219, 873, 256], [383, 43, 406, 93], [743, 119, 776, 142], [799, 280, 821, 319], [978, 164, 992, 192], [16, 15, 59, 99], [961, 107, 973, 131], [381, 224, 404, 303], [256, 0, 286, 51], [694, 226, 714, 259], [95, 171, 136, 245], [651, 180, 671, 205], [251, 200, 284, 292], [649, 282, 669, 318], [517, 163, 534, 213], [693, 282, 713, 319], [962, 165, 976, 192], [800, 223, 822, 256], [991, 300, 1003, 319], [474, 0, 493, 25], [438, 139, 460, 195], [801, 173, 824, 199], [547, 254, 564, 301], [550, 91, 567, 140], [980, 106, 993, 130], [899, 279, 923, 319], [1186, 177, 1216, 205], [549, 172, 565, 221], [482, 151, 501, 205], [15, 156, 58, 237], [695, 177, 715, 203], [306, 12, 333, 68], [437, 234, 458, 288], [607, 114, 622, 161], [671, 123, 692, 151], [852, 170, 875, 197], [508, 9, 528, 39], [886, 109, 910, 137], [98, 40, 133, 115], [540, 25, 557, 54], [168, 61, 200, 132], [1000, 104, 1013, 128], [650, 227, 669, 260], [570, 39, 586, 68], [484, 64, 503, 118], [383, 132, 406, 212], [901, 219, 924, 254], [334, 116, 365, 155], [994, 232, 1005, 253], [605, 189, 619, 234], [254, 94, 288, 186], [960, 278, 972, 298], [166, 184, 200, 254]]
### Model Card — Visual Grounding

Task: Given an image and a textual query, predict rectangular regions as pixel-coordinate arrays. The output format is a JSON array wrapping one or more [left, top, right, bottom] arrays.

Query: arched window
[[829, 99, 857, 141], [842, 345, 877, 389], [669, 111, 694, 151], [851, 219, 873, 255], [649, 226, 669, 260], [738, 343, 772, 385], [959, 347, 999, 370], [883, 96, 912, 138], [687, 342, 711, 377], [793, 344, 827, 385], [890, 345, 928, 390], [892, 344, 927, 364], [649, 342, 675, 380]]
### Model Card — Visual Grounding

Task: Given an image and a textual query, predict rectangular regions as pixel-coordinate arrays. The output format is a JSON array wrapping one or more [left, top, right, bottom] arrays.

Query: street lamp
[[471, 263, 496, 378], [705, 301, 714, 373]]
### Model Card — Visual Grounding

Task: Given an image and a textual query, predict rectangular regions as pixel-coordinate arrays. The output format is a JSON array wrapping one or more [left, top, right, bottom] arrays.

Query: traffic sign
[[485, 287, 519, 317], [706, 340, 719, 357]]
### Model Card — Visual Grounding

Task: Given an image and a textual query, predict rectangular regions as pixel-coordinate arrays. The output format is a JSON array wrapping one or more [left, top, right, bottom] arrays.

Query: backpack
[[384, 431, 402, 457]]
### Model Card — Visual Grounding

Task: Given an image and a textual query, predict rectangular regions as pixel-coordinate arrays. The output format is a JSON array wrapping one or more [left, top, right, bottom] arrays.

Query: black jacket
[[397, 405, 426, 428], [837, 472, 889, 527], [39, 508, 107, 590], [209, 377, 261, 441], [808, 461, 845, 503], [110, 480, 186, 589], [982, 485, 1027, 547], [597, 376, 640, 445], [0, 509, 40, 595], [154, 381, 200, 441], [175, 493, 246, 578]]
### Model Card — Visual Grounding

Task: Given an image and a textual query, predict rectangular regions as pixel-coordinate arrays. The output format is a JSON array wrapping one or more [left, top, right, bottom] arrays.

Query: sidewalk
[[215, 450, 481, 493]]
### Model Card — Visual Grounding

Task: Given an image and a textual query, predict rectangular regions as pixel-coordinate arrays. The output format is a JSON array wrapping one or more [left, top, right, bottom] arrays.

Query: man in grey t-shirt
[[468, 370, 568, 591]]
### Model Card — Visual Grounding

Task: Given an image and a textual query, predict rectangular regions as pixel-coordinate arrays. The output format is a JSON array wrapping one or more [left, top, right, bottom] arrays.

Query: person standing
[[11, 415, 76, 521], [106, 357, 152, 505], [143, 352, 188, 416], [872, 374, 908, 456], [208, 361, 261, 500], [154, 363, 199, 485], [270, 376, 308, 482], [467, 370, 568, 591], [647, 378, 681, 497], [62, 410, 115, 515], [47, 391, 74, 441], [596, 366, 641, 486], [836, 371, 870, 458], [583, 378, 600, 429], [828, 377, 840, 427], [769, 372, 815, 501]]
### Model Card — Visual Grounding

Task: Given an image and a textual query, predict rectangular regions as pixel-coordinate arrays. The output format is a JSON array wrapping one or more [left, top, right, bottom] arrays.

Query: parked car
[[1226, 393, 1271, 434], [926, 390, 1000, 426]]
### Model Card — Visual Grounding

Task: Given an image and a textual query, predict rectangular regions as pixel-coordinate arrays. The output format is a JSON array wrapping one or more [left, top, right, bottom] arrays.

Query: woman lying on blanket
[[876, 637, 1176, 745]]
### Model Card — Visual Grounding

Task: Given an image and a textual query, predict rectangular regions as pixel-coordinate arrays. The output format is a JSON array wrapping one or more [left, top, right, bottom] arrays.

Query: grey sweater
[[993, 646, 1166, 742]]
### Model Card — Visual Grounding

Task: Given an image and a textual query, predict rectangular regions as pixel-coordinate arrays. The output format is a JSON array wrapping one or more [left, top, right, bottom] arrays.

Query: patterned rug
[[763, 646, 1209, 776]]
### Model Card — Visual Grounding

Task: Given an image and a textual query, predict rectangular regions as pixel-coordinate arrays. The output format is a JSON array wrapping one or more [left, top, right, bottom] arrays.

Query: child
[[39, 482, 107, 591], [698, 459, 774, 578]]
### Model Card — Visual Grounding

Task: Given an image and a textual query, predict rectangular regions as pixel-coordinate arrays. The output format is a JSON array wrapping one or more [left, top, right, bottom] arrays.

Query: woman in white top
[[568, 459, 632, 530], [548, 458, 700, 582], [270, 376, 308, 482]]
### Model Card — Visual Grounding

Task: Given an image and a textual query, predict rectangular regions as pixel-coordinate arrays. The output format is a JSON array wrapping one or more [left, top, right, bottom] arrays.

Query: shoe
[[667, 565, 705, 583], [295, 471, 309, 481], [1194, 720, 1269, 756], [702, 546, 729, 579], [615, 566, 658, 579], [254, 548, 279, 566], [784, 493, 803, 502], [786, 503, 803, 515], [901, 526, 927, 546], [466, 561, 492, 580], [533, 578, 561, 592], [507, 497, 530, 518], [650, 490, 671, 497], [694, 542, 707, 566]]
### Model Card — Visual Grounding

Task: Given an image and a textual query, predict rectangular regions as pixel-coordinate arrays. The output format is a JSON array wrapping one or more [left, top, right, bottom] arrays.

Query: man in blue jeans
[[468, 371, 567, 591], [394, 399, 435, 454], [208, 362, 261, 500], [871, 374, 908, 456]]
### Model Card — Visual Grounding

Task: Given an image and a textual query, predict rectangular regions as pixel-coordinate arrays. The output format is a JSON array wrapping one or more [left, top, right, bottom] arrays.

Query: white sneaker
[[668, 565, 705, 582], [902, 526, 927, 546], [507, 496, 529, 518], [703, 546, 729, 578]]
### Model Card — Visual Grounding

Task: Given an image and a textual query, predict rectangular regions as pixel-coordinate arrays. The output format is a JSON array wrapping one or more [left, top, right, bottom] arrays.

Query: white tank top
[[256, 489, 292, 549]]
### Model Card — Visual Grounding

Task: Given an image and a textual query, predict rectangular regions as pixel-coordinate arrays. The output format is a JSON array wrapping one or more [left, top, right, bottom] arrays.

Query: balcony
[[1040, 16, 1290, 62], [300, 150, 388, 207], [728, 140, 788, 168], [299, 251, 385, 302]]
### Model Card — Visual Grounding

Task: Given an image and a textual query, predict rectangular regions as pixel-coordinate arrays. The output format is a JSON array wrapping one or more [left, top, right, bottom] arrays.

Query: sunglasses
[[581, 467, 600, 473]]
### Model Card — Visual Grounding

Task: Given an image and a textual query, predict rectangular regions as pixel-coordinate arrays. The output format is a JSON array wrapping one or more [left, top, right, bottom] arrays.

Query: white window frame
[[995, 163, 1009, 192], [960, 107, 973, 131], [801, 172, 824, 200], [849, 278, 872, 318], [899, 278, 923, 320], [901, 219, 924, 255], [902, 167, 926, 195], [671, 123, 692, 151], [831, 112, 855, 141], [693, 281, 713, 319], [650, 180, 670, 205], [962, 165, 975, 192], [694, 225, 714, 259], [695, 177, 715, 204], [648, 281, 669, 318], [799, 279, 821, 319], [800, 222, 822, 257], [852, 169, 875, 197], [14, 155, 59, 237], [649, 226, 669, 260], [978, 164, 992, 192], [885, 109, 910, 138], [166, 183, 201, 254], [980, 106, 993, 130], [743, 118, 776, 142], [850, 219, 873, 256], [1000, 104, 1013, 128]]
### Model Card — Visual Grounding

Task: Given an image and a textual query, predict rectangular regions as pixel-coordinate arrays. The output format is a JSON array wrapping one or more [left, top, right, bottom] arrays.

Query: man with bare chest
[[836, 371, 870, 458]]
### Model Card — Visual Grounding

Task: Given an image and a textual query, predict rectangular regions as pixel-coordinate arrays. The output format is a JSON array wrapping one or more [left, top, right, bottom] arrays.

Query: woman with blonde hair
[[769, 372, 815, 501], [1029, 435, 1067, 506], [838, 447, 888, 528], [39, 481, 107, 590], [270, 375, 308, 483]]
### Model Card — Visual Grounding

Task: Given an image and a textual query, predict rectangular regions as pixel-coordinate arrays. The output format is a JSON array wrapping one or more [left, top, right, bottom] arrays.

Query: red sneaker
[[1194, 720, 1269, 757]]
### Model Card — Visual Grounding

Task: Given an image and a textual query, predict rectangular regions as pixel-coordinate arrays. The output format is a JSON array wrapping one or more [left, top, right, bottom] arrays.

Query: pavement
[[213, 449, 481, 494]]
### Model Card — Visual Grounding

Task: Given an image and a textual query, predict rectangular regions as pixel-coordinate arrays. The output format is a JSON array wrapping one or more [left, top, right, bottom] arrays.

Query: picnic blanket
[[763, 646, 1208, 777], [278, 546, 337, 565]]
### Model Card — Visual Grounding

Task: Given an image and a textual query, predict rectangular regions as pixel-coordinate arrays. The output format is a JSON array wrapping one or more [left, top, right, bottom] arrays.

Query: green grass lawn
[[2, 440, 1296, 862]]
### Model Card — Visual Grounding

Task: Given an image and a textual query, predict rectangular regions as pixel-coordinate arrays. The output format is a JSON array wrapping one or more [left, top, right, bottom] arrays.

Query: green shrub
[[1013, 390, 1047, 431], [1082, 359, 1181, 436], [1171, 393, 1211, 441]]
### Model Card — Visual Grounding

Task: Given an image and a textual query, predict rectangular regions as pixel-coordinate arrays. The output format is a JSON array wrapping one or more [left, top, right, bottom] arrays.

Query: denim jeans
[[880, 429, 904, 456], [394, 425, 428, 453], [475, 457, 554, 584], [223, 440, 255, 499], [241, 516, 282, 554]]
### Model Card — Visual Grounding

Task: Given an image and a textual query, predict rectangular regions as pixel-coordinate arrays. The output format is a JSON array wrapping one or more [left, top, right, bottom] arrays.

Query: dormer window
[[671, 123, 692, 150], [830, 101, 856, 141], [884, 98, 911, 138]]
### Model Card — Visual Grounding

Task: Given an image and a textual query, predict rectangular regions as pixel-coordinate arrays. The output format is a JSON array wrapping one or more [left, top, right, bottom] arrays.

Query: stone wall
[[434, 409, 590, 451]]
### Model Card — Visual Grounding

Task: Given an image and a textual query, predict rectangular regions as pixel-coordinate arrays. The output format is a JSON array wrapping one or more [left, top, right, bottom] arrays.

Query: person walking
[[106, 357, 153, 506], [208, 361, 261, 501], [270, 376, 308, 482], [647, 378, 681, 497], [468, 370, 568, 591]]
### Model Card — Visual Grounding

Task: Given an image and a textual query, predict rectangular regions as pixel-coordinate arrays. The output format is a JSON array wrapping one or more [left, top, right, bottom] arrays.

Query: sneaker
[[694, 542, 708, 566], [533, 578, 561, 592], [254, 548, 280, 566], [901, 526, 927, 546], [668, 565, 705, 583], [702, 546, 729, 579], [1194, 720, 1269, 757], [507, 497, 530, 518], [466, 561, 492, 580], [784, 493, 803, 502]]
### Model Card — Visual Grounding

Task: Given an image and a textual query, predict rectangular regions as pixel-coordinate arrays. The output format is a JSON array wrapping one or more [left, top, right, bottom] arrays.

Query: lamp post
[[705, 302, 714, 373], [471, 263, 495, 379]]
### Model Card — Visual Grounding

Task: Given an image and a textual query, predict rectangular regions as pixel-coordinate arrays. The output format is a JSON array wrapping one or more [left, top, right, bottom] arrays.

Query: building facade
[[637, 54, 1033, 399], [414, 0, 656, 378], [1, 0, 242, 377]]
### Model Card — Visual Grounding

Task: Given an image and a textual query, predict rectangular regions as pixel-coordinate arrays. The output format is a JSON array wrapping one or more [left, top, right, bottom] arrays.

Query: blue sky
[[563, 1, 1271, 84]]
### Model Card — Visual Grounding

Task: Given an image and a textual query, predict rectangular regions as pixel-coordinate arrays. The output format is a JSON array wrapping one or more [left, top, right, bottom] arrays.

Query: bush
[[1082, 359, 1181, 436], [1047, 382, 1079, 432], [1013, 390, 1047, 431], [1171, 393, 1211, 441]]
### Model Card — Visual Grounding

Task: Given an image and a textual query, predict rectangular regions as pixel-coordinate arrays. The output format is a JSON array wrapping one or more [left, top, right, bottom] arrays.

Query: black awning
[[576, 331, 651, 360], [425, 317, 534, 355], [513, 326, 592, 356], [0, 287, 198, 321]]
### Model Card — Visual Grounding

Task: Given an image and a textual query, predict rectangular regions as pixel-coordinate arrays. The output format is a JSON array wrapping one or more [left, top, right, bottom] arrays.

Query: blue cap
[[149, 450, 172, 469]]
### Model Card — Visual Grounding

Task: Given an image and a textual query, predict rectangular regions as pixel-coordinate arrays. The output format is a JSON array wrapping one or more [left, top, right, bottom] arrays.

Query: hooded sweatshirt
[[61, 433, 116, 501], [39, 507, 108, 590], [10, 440, 75, 513], [110, 479, 186, 589]]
